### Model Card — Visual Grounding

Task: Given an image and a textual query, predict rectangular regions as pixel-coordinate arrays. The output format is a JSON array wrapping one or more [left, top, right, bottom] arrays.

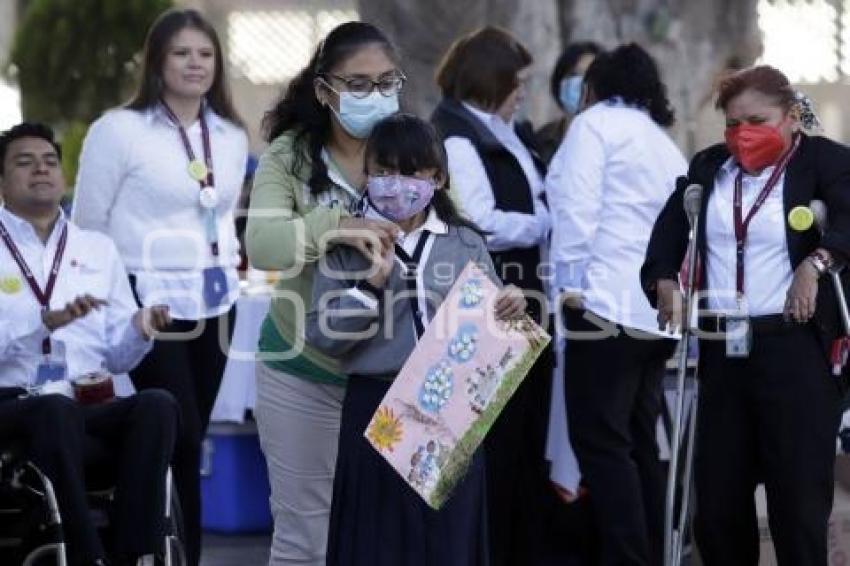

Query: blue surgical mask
[[559, 76, 583, 114], [331, 91, 399, 139]]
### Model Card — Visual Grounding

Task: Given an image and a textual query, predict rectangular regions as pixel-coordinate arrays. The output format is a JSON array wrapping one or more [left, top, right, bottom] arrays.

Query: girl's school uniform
[[306, 207, 497, 566]]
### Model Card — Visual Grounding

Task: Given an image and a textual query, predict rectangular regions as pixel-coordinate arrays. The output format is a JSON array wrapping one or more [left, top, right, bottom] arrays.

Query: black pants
[[129, 308, 234, 566], [694, 324, 842, 566], [0, 389, 178, 565], [563, 307, 676, 566], [484, 343, 554, 566], [328, 376, 488, 566]]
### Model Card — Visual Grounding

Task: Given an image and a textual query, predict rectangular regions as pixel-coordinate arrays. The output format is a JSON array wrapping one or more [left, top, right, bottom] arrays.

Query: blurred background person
[[536, 41, 603, 165], [546, 43, 687, 566], [71, 9, 248, 565], [643, 65, 850, 566], [246, 22, 401, 565], [431, 26, 554, 566]]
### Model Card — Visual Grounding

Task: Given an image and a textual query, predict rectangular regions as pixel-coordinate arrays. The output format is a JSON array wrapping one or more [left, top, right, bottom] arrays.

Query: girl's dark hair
[[364, 114, 482, 235], [126, 9, 242, 126], [549, 41, 603, 110], [583, 42, 675, 127], [715, 65, 795, 111], [262, 21, 399, 196]]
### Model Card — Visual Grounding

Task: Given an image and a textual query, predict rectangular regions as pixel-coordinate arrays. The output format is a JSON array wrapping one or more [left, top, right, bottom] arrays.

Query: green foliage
[[8, 0, 173, 125], [60, 120, 89, 191]]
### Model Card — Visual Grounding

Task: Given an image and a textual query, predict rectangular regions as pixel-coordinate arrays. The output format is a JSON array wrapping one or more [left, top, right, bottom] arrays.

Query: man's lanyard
[[0, 219, 68, 355], [732, 135, 800, 300], [393, 231, 433, 339], [161, 101, 220, 257]]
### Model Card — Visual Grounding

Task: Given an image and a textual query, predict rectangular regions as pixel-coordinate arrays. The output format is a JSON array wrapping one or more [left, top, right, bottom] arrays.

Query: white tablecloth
[[545, 334, 582, 495], [210, 292, 271, 423]]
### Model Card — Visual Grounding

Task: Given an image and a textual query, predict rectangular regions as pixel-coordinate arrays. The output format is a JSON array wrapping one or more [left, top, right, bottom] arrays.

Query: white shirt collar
[[718, 156, 777, 183], [0, 206, 67, 246], [321, 148, 362, 201], [462, 102, 514, 130], [146, 102, 227, 132], [363, 204, 449, 240], [409, 206, 449, 237]]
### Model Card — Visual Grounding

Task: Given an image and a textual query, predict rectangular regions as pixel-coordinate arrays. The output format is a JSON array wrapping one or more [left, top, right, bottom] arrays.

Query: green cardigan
[[246, 132, 353, 385], [247, 132, 464, 385]]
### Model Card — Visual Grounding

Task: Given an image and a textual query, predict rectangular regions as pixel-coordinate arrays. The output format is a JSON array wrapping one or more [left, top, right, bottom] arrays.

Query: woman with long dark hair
[[71, 9, 248, 565], [245, 22, 403, 565], [545, 43, 687, 565]]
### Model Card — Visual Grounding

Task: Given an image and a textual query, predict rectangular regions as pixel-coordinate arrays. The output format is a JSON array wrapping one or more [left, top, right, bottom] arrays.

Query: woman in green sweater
[[245, 22, 403, 565]]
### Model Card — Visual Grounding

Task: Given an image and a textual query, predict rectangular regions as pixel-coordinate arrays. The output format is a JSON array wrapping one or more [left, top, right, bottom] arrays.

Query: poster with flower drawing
[[364, 261, 551, 509]]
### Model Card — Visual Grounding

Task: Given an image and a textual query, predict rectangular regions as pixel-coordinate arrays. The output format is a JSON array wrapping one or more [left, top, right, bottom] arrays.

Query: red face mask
[[724, 123, 787, 173]]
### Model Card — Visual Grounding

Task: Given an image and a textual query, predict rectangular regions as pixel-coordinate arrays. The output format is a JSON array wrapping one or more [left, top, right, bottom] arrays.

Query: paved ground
[[198, 533, 696, 566], [201, 533, 271, 566]]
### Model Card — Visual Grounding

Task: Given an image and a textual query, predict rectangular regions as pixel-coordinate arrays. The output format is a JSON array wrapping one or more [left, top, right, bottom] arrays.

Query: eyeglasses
[[322, 72, 406, 99]]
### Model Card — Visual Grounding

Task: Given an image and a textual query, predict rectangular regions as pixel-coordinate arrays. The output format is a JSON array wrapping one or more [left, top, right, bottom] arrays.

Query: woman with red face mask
[[642, 65, 850, 566]]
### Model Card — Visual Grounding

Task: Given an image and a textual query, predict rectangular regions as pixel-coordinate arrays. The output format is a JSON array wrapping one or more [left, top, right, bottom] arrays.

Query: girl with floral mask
[[645, 65, 850, 565], [306, 114, 526, 566]]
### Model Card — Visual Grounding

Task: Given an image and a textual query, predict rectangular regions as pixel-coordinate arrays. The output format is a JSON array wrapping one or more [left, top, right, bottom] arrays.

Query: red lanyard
[[0, 219, 68, 355], [161, 101, 220, 257], [161, 101, 215, 188], [732, 135, 800, 297]]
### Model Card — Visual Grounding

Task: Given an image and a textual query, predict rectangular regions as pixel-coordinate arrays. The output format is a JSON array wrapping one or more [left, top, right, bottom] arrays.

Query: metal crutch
[[664, 184, 703, 566]]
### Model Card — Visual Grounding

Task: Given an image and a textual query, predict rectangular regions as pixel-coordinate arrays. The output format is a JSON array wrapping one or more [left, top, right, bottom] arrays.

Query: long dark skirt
[[327, 375, 490, 566]]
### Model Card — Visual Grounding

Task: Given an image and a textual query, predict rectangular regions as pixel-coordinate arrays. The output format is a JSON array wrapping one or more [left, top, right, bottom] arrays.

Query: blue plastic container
[[201, 422, 273, 533]]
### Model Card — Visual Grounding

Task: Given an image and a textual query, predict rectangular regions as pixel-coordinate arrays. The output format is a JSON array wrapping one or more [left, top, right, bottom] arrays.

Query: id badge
[[202, 266, 228, 308], [34, 340, 68, 388], [725, 315, 752, 358]]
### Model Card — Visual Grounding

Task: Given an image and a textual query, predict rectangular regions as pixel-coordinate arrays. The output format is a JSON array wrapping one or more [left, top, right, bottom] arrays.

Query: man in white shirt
[[0, 122, 177, 566]]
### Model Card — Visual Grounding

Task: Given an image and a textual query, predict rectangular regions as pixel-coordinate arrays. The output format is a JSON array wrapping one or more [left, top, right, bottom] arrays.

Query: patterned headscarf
[[794, 91, 821, 132]]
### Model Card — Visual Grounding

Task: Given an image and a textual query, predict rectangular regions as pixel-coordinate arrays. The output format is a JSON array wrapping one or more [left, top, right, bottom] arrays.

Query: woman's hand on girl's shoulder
[[335, 217, 399, 259], [494, 285, 527, 321], [366, 246, 395, 289]]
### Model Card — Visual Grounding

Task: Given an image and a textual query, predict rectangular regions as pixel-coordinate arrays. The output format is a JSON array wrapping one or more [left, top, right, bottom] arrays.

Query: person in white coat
[[545, 43, 687, 566], [71, 10, 248, 565]]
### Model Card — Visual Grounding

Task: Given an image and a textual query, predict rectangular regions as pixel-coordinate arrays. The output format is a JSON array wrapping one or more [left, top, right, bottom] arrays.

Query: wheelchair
[[0, 448, 186, 565]]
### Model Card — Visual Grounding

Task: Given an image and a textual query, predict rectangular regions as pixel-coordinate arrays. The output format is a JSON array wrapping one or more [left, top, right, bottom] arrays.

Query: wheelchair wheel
[[0, 459, 66, 566], [161, 484, 186, 566]]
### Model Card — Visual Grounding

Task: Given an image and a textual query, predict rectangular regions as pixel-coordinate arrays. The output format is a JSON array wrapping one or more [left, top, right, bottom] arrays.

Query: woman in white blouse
[[430, 26, 552, 566], [545, 43, 687, 565], [71, 9, 248, 565]]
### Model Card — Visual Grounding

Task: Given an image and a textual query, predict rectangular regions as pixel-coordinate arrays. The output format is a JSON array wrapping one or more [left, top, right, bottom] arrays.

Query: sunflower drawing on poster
[[364, 261, 551, 510]]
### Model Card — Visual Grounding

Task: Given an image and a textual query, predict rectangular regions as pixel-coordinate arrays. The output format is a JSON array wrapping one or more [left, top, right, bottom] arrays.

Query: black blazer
[[641, 134, 850, 359]]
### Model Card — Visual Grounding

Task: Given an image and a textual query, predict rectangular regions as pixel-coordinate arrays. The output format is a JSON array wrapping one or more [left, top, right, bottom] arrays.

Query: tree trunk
[[357, 0, 761, 154], [557, 0, 762, 152]]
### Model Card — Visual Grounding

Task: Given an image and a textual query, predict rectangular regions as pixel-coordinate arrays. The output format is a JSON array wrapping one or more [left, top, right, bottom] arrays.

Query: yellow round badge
[[788, 205, 814, 232], [187, 160, 208, 182], [0, 276, 22, 294]]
